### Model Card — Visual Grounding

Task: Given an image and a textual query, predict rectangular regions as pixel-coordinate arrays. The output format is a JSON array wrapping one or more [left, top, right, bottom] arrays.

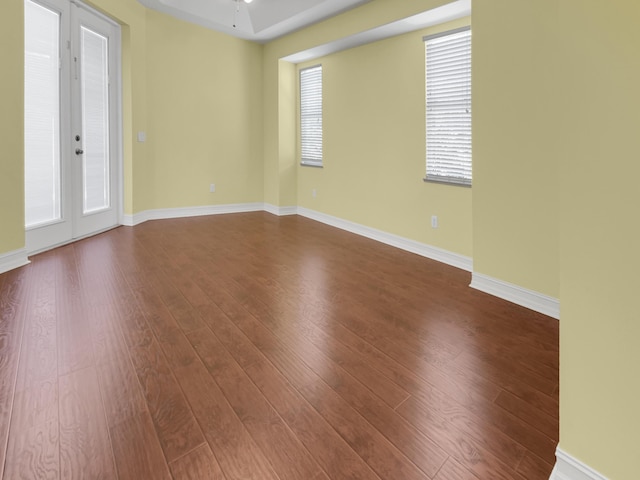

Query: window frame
[[299, 64, 323, 168], [424, 26, 472, 187]]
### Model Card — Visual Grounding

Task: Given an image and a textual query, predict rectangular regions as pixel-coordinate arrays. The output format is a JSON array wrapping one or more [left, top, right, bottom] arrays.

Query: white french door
[[24, 0, 121, 253]]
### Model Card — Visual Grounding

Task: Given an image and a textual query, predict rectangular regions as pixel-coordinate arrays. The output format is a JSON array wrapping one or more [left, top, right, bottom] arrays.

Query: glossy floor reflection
[[0, 212, 558, 479]]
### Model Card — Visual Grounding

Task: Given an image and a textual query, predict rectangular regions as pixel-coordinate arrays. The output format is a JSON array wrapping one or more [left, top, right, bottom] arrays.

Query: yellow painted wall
[[296, 18, 472, 257], [277, 60, 297, 207], [262, 52, 280, 206], [262, 57, 298, 208], [558, 1, 640, 477], [472, 0, 559, 297], [263, 0, 453, 209], [0, 0, 25, 254], [145, 10, 264, 208], [0, 0, 262, 258], [88, 0, 151, 215]]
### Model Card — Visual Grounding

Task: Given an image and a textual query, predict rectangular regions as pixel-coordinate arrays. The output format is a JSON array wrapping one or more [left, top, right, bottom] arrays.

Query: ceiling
[[137, 0, 471, 59], [137, 0, 374, 43], [283, 0, 471, 63]]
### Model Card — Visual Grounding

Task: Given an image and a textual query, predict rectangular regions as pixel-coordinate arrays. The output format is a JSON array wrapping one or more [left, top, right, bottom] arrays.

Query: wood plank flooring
[[0, 212, 559, 479]]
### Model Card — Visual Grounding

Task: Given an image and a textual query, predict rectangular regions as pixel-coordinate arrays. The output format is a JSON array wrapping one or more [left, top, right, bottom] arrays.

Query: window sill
[[423, 177, 472, 188], [300, 162, 323, 168]]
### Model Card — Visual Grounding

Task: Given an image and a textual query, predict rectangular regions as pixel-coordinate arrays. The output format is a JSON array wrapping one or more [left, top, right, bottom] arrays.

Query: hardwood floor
[[0, 212, 559, 479]]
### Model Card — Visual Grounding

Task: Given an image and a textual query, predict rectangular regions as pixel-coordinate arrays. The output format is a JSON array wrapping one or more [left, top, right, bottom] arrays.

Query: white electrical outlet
[[312, 188, 317, 198], [431, 215, 438, 228], [209, 184, 216, 193]]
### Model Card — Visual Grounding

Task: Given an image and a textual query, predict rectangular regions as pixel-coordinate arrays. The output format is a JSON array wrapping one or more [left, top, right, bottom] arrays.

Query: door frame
[[74, 0, 124, 231], [25, 0, 123, 255]]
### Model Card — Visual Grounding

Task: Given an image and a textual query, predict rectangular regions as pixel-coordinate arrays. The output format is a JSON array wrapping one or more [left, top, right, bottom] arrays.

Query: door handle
[[75, 148, 84, 155]]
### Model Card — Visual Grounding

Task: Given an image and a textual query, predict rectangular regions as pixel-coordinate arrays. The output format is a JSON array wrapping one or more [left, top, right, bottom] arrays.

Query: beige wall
[[0, 0, 25, 254], [277, 60, 298, 207], [262, 0, 453, 209], [472, 0, 640, 476], [558, 1, 640, 477], [472, 0, 559, 297], [145, 10, 264, 209], [295, 18, 473, 257]]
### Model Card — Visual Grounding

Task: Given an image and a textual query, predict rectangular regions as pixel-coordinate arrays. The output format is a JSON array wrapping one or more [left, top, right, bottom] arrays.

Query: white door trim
[[24, 0, 123, 255]]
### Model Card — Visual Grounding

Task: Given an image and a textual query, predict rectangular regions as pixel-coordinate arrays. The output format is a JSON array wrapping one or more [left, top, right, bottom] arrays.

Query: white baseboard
[[4, 204, 563, 323], [122, 211, 149, 226], [297, 207, 473, 272], [550, 448, 608, 480], [0, 248, 30, 275], [263, 204, 298, 216], [119, 205, 560, 320], [122, 202, 266, 226], [121, 203, 471, 271], [470, 272, 560, 319]]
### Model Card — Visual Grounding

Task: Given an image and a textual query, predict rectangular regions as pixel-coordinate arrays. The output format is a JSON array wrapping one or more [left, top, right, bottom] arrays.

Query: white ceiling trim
[[282, 0, 471, 64], [137, 0, 373, 43]]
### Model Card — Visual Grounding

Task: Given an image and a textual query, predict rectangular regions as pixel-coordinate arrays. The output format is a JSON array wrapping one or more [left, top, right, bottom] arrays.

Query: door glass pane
[[81, 26, 110, 213], [24, 0, 61, 228]]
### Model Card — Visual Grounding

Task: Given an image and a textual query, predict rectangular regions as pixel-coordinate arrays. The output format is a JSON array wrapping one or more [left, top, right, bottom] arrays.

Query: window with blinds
[[424, 27, 472, 186], [300, 65, 323, 167]]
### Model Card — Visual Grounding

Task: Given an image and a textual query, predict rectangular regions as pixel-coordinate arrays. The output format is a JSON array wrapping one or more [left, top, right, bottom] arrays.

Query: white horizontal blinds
[[24, 0, 62, 227], [300, 65, 323, 166], [425, 27, 472, 186], [81, 26, 111, 213]]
